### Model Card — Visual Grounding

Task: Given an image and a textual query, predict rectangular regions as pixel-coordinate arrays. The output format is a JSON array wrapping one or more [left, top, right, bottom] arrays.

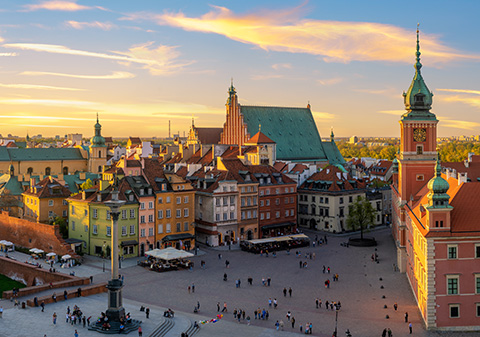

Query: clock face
[[413, 128, 427, 142]]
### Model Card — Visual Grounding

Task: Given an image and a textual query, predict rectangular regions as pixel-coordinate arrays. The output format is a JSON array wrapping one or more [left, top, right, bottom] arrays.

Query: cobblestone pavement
[[0, 228, 476, 336]]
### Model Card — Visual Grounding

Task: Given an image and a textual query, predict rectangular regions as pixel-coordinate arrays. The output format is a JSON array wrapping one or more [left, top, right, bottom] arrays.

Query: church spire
[[330, 127, 335, 142], [402, 24, 435, 120]]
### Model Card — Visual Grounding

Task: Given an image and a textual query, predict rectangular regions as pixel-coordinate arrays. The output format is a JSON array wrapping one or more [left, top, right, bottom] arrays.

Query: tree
[[54, 216, 68, 239], [80, 179, 93, 191], [346, 196, 376, 240]]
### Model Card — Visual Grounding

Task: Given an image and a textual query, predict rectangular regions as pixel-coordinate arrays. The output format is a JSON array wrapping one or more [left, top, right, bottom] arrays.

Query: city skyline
[[1, 0, 480, 138]]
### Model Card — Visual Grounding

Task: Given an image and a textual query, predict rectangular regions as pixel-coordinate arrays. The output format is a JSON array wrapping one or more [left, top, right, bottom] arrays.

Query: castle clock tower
[[398, 26, 438, 203]]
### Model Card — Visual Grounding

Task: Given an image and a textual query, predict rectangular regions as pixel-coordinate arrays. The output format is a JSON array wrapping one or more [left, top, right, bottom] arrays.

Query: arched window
[[45, 167, 51, 175], [311, 205, 316, 216], [63, 167, 69, 175], [98, 150, 101, 158], [27, 167, 33, 175]]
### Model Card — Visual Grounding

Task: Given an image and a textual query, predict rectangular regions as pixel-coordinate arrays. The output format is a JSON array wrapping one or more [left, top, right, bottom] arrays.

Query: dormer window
[[140, 189, 144, 196], [129, 194, 134, 201], [148, 188, 152, 194]]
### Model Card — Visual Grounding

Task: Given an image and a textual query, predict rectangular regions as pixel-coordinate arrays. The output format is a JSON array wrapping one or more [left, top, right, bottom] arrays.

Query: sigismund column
[[104, 185, 126, 322]]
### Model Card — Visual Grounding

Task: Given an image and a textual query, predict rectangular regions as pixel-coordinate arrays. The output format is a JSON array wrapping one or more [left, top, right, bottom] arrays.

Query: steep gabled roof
[[300, 165, 365, 192], [240, 105, 327, 161], [194, 127, 223, 145], [246, 131, 275, 144], [23, 177, 71, 198]]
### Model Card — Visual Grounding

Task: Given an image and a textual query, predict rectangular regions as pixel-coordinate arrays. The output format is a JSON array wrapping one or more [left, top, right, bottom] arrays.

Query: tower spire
[[415, 23, 422, 72], [96, 112, 99, 124]]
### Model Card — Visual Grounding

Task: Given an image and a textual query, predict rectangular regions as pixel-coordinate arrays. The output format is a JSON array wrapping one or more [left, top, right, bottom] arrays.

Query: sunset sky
[[1, 0, 480, 138]]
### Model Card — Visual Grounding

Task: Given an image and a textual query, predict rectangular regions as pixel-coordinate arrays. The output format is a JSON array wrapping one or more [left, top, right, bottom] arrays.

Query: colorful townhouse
[[392, 31, 480, 330], [67, 179, 140, 258], [23, 176, 71, 223], [143, 159, 195, 250], [125, 175, 155, 256]]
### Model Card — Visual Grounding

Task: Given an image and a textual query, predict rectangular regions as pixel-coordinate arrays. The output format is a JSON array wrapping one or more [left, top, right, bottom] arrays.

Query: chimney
[[458, 172, 467, 185]]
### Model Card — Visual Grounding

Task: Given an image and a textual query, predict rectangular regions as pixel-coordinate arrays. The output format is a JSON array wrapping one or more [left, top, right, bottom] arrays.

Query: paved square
[[0, 228, 474, 336]]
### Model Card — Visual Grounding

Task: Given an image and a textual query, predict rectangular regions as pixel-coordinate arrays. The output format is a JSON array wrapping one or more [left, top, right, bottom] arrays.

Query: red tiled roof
[[300, 165, 365, 192], [176, 166, 188, 179], [246, 131, 275, 144], [128, 137, 141, 144], [290, 164, 308, 174], [442, 159, 480, 181], [193, 127, 223, 145], [6, 142, 17, 148], [23, 177, 71, 198]]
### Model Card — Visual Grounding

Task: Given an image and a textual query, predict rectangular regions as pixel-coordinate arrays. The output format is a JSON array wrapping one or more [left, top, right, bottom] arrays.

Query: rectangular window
[[290, 187, 294, 193], [276, 188, 280, 194], [121, 209, 126, 219], [71, 205, 75, 215], [448, 245, 458, 259], [176, 223, 181, 232], [93, 225, 98, 234], [140, 215, 145, 223], [254, 197, 257, 205], [176, 209, 181, 218], [129, 209, 135, 219], [260, 200, 264, 207], [276, 211, 280, 218], [166, 223, 171, 233], [184, 222, 189, 231], [285, 197, 289, 204], [476, 244, 480, 258], [63, 200, 67, 206], [48, 210, 53, 217], [106, 226, 111, 236], [223, 197, 227, 206], [184, 208, 189, 217], [48, 200, 53, 206], [416, 145, 423, 155], [276, 198, 280, 205], [259, 190, 264, 196], [311, 196, 316, 202], [230, 211, 235, 219], [349, 196, 353, 203], [166, 196, 171, 203], [266, 199, 270, 206], [184, 196, 189, 203], [447, 276, 459, 295], [158, 197, 163, 204], [230, 196, 235, 205], [148, 201, 153, 209], [223, 213, 227, 220], [140, 228, 145, 237], [266, 189, 270, 195], [158, 225, 163, 234], [199, 196, 203, 205], [148, 214, 153, 223], [122, 226, 127, 236], [416, 174, 424, 181], [285, 210, 289, 217], [477, 303, 480, 317], [176, 197, 181, 204], [216, 214, 220, 221], [84, 225, 88, 232], [166, 209, 171, 218], [290, 209, 294, 216], [106, 210, 111, 220], [476, 275, 480, 294], [140, 202, 145, 210], [241, 211, 245, 220], [63, 210, 67, 217], [449, 304, 460, 318], [260, 213, 265, 220], [325, 197, 329, 204], [241, 198, 245, 207], [71, 221, 75, 231], [266, 212, 270, 219], [340, 197, 344, 204], [253, 210, 257, 218], [247, 211, 251, 219], [149, 227, 154, 237]]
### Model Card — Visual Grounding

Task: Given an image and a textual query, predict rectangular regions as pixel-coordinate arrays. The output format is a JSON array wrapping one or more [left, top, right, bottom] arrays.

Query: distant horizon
[[1, 1, 479, 138]]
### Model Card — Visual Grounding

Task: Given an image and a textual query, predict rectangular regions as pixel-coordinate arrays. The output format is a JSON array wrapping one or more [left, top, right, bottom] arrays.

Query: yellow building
[[23, 176, 71, 223]]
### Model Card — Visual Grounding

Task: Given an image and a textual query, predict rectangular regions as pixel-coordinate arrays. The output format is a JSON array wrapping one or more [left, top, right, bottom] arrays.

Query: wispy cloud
[[154, 5, 479, 64], [312, 111, 335, 119], [0, 115, 89, 120], [4, 42, 190, 75], [0, 83, 85, 91], [251, 74, 283, 81], [0, 98, 96, 107], [377, 110, 404, 116], [439, 95, 480, 109], [272, 63, 291, 70], [21, 70, 135, 79], [23, 1, 94, 12], [0, 123, 86, 128], [437, 88, 480, 96], [65, 20, 116, 30], [439, 116, 480, 131], [0, 52, 15, 56], [317, 77, 343, 86]]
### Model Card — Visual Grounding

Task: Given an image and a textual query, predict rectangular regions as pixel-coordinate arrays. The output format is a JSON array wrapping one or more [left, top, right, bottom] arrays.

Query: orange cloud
[[23, 1, 92, 11], [0, 83, 84, 91], [156, 6, 478, 64], [21, 71, 135, 79], [438, 117, 480, 131], [437, 88, 480, 95], [65, 21, 116, 30]]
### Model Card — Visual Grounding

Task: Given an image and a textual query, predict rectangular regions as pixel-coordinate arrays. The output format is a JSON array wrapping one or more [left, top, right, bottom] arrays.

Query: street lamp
[[333, 306, 340, 337], [102, 241, 106, 272]]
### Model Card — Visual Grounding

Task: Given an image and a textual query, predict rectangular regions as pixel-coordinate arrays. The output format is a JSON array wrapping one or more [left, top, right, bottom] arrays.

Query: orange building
[[392, 30, 480, 330]]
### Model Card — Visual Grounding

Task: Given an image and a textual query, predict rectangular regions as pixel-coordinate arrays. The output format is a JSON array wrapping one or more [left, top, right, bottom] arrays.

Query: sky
[[1, 0, 480, 139]]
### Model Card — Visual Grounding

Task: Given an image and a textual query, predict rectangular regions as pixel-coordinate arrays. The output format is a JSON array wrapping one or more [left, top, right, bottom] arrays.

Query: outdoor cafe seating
[[141, 247, 194, 272]]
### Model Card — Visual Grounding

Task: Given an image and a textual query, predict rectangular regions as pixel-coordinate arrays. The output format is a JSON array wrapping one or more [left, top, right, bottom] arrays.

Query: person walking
[[53, 312, 57, 325], [393, 303, 398, 311], [145, 307, 150, 319], [41, 301, 45, 312], [291, 316, 295, 328], [288, 287, 292, 297], [387, 328, 392, 337], [405, 312, 409, 322], [283, 288, 287, 297], [222, 302, 228, 312], [217, 302, 220, 312], [138, 326, 142, 336], [225, 260, 230, 268], [192, 283, 195, 293], [409, 323, 412, 334], [382, 328, 387, 337], [74, 330, 78, 337]]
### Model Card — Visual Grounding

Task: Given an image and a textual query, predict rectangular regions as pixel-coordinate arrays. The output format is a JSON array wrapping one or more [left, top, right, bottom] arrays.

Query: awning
[[120, 240, 138, 247], [289, 234, 310, 240], [65, 238, 84, 246], [162, 233, 195, 242], [261, 222, 295, 230], [145, 247, 194, 260]]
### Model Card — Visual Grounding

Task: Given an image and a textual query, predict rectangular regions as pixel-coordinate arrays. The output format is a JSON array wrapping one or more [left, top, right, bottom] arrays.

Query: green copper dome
[[426, 160, 451, 208], [91, 114, 106, 148], [402, 26, 436, 121], [392, 157, 398, 174]]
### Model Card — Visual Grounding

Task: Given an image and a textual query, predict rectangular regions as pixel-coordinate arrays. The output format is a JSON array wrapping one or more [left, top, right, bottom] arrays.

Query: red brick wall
[[0, 211, 71, 256], [26, 283, 107, 307]]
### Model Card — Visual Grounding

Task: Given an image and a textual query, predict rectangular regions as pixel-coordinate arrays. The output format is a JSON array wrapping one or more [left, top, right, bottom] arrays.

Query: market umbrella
[[145, 247, 193, 261], [61, 254, 72, 260], [46, 252, 56, 257]]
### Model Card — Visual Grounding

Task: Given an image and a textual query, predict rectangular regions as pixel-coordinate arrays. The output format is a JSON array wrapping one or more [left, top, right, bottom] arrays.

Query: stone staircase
[[148, 317, 174, 337], [87, 319, 142, 334], [181, 319, 200, 337]]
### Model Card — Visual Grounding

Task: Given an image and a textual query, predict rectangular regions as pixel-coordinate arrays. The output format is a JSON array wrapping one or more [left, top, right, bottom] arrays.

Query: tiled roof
[[273, 162, 288, 174], [299, 165, 365, 192], [246, 131, 275, 144], [23, 177, 71, 198], [290, 164, 308, 174], [0, 147, 85, 162], [442, 158, 480, 181], [128, 137, 141, 144], [370, 160, 392, 176], [240, 105, 328, 161], [194, 127, 223, 145], [6, 142, 17, 148]]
